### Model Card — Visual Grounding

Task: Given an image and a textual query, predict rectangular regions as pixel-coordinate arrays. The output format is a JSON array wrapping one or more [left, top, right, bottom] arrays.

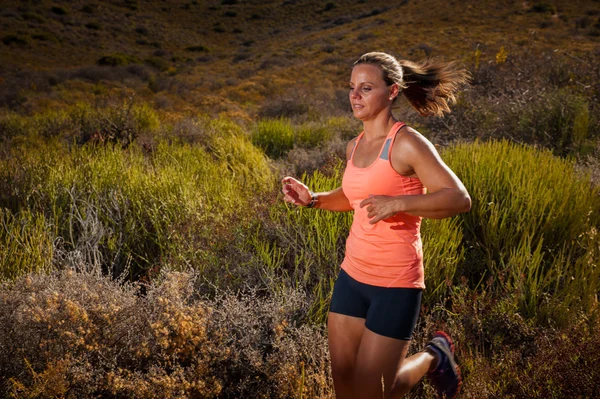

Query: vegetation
[[0, 0, 599, 397]]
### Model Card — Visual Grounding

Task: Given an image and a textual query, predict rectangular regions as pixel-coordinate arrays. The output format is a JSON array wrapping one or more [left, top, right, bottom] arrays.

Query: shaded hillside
[[1, 0, 599, 117]]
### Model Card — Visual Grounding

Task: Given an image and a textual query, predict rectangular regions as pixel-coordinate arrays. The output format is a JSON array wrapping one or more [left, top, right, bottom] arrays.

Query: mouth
[[352, 103, 364, 109]]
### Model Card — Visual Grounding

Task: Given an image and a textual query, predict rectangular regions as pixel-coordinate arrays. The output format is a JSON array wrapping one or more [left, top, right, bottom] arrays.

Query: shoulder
[[394, 125, 436, 154]]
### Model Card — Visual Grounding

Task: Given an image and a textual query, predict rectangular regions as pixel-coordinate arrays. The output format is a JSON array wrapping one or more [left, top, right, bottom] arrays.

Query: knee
[[387, 375, 410, 398], [331, 360, 356, 383]]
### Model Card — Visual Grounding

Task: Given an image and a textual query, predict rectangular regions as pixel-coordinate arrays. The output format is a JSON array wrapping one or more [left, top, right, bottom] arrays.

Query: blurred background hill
[[2, 0, 599, 118]]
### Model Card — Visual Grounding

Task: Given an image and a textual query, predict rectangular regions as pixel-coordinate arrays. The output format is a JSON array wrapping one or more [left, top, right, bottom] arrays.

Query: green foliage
[[2, 34, 28, 46], [50, 6, 68, 15], [185, 45, 209, 52], [0, 101, 160, 146], [443, 139, 600, 321], [251, 118, 295, 158], [84, 22, 102, 30], [421, 216, 465, 304], [510, 90, 595, 157], [295, 122, 332, 148], [249, 165, 351, 324], [530, 2, 557, 14], [0, 116, 273, 279], [0, 209, 54, 279]]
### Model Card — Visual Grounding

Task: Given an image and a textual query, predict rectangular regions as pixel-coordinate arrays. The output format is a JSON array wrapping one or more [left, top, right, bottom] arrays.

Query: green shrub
[[530, 2, 557, 14], [443, 139, 600, 321], [21, 12, 47, 23], [30, 32, 59, 42], [251, 118, 295, 158], [84, 22, 101, 30], [421, 216, 465, 304], [0, 101, 160, 146], [50, 6, 68, 15], [185, 45, 209, 52], [510, 90, 595, 156], [295, 122, 331, 148], [2, 34, 28, 46], [248, 165, 351, 323], [0, 116, 274, 279], [0, 209, 54, 280], [81, 4, 97, 13]]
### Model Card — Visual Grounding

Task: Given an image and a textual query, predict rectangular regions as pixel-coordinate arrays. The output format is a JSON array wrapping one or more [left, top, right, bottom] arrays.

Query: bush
[[84, 22, 101, 30], [0, 270, 333, 398], [295, 122, 332, 148], [0, 209, 54, 280], [443, 140, 600, 322], [251, 118, 295, 158], [248, 165, 351, 323], [185, 45, 209, 52], [0, 116, 274, 279], [50, 6, 68, 15]]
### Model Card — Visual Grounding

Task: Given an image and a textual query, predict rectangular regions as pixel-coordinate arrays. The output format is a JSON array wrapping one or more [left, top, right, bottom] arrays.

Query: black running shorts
[[329, 268, 422, 340]]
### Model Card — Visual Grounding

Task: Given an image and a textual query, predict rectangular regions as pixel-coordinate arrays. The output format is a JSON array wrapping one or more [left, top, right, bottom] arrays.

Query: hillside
[[1, 0, 599, 117]]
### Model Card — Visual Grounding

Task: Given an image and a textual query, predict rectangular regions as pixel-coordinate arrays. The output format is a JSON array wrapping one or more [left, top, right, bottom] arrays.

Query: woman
[[281, 52, 471, 399]]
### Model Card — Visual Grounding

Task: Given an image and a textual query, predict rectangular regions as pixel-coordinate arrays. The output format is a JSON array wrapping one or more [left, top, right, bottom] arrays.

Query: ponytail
[[399, 59, 470, 117]]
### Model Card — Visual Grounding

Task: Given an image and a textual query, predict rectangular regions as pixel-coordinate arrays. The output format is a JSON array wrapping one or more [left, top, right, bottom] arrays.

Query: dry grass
[[0, 269, 333, 398]]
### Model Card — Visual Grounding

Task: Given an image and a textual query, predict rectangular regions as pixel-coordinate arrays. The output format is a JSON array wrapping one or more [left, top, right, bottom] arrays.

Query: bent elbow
[[461, 193, 472, 213]]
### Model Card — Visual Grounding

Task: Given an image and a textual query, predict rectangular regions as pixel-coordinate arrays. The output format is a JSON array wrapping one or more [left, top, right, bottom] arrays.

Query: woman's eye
[[362, 87, 371, 92]]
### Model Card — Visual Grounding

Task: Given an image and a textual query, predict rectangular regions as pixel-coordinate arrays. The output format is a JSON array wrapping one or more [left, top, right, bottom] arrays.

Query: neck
[[362, 114, 398, 141]]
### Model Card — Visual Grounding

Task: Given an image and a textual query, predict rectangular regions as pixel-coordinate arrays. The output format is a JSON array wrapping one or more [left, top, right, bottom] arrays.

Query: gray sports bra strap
[[379, 138, 392, 161]]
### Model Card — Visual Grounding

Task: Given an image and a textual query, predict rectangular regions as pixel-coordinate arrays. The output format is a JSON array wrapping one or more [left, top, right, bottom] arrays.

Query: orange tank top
[[341, 122, 426, 289]]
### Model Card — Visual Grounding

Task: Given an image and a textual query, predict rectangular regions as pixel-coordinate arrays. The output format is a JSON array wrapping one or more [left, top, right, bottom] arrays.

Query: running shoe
[[425, 331, 462, 399]]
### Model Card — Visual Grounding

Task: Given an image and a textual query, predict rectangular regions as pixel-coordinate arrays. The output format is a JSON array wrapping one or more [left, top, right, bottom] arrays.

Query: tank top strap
[[348, 132, 364, 161]]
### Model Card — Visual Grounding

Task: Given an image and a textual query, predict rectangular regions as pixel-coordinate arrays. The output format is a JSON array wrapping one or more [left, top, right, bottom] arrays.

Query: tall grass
[[0, 209, 54, 279], [0, 118, 273, 280], [251, 118, 295, 158], [443, 139, 600, 322], [0, 101, 160, 146], [249, 164, 351, 324]]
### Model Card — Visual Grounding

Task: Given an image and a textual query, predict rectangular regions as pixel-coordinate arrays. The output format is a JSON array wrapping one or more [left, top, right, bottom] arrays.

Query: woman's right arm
[[280, 179, 353, 212], [280, 139, 355, 212]]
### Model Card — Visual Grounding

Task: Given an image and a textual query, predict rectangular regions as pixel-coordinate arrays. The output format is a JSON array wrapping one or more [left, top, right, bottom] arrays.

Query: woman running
[[281, 52, 471, 399]]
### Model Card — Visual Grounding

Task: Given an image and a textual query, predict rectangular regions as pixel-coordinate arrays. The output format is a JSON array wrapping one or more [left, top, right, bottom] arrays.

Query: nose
[[349, 88, 360, 99]]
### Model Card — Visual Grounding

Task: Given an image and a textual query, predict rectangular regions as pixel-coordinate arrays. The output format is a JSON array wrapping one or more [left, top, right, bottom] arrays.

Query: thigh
[[327, 312, 365, 366], [327, 312, 365, 399], [354, 328, 411, 398]]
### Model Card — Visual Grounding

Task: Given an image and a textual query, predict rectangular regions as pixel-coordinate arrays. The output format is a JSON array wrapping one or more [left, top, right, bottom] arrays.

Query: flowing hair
[[354, 52, 470, 117]]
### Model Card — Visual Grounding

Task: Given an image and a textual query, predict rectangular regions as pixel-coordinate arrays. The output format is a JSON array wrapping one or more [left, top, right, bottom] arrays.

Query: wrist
[[306, 191, 319, 208], [394, 196, 406, 214]]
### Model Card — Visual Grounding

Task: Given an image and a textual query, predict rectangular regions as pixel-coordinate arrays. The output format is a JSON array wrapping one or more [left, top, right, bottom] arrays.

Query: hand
[[281, 176, 312, 207], [359, 195, 402, 224]]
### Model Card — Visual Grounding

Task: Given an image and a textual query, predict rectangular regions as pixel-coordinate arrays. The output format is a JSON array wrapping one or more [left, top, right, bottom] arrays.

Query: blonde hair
[[354, 52, 470, 117]]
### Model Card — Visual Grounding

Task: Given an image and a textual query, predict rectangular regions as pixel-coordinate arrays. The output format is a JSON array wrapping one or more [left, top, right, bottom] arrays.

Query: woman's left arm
[[360, 129, 471, 223]]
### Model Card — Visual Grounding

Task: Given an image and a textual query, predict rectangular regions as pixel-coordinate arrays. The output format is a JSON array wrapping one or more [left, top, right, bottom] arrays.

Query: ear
[[389, 83, 400, 100]]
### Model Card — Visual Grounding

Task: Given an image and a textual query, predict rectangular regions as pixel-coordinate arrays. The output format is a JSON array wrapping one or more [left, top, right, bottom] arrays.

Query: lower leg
[[387, 351, 437, 398]]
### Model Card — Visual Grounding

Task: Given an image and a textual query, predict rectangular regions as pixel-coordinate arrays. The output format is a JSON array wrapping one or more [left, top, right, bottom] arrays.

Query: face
[[349, 63, 397, 122]]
